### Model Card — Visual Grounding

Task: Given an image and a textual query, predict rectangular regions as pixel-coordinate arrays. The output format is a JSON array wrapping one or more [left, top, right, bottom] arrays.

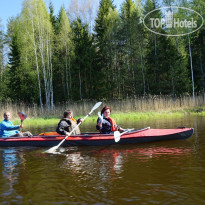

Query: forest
[[0, 0, 204, 111]]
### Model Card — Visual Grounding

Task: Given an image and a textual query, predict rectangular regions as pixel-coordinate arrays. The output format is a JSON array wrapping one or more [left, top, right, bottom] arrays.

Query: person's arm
[[96, 118, 103, 131], [97, 112, 103, 128], [1, 121, 20, 131], [56, 120, 70, 135], [117, 125, 125, 132]]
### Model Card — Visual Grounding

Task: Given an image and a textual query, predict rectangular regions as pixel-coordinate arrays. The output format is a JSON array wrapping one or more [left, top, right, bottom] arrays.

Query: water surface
[[0, 115, 205, 204]]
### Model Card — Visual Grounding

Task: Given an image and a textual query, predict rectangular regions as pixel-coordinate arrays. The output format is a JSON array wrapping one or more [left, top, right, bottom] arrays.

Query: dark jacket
[[56, 118, 81, 135], [96, 117, 120, 134]]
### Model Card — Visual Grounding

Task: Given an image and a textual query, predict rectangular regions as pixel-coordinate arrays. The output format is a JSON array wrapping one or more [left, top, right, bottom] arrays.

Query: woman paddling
[[96, 106, 125, 134], [56, 110, 84, 136]]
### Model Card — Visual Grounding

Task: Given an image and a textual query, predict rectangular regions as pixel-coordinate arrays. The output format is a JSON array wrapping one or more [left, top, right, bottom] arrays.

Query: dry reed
[[0, 95, 205, 120]]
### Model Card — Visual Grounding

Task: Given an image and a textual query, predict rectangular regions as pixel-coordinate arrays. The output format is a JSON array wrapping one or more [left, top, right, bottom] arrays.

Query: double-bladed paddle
[[114, 127, 150, 143], [45, 102, 102, 153], [114, 128, 134, 143]]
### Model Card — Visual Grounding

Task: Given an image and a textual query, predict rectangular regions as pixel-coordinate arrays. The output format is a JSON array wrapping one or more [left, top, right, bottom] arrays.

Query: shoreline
[[10, 108, 205, 127]]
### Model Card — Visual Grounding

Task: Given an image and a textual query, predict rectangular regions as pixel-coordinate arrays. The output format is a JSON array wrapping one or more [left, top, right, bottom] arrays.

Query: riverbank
[[1, 95, 205, 119], [10, 107, 205, 128]]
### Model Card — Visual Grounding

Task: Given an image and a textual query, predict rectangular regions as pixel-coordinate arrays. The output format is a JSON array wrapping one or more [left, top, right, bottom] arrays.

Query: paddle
[[45, 102, 102, 153], [114, 128, 134, 143], [18, 112, 27, 131], [114, 127, 150, 143]]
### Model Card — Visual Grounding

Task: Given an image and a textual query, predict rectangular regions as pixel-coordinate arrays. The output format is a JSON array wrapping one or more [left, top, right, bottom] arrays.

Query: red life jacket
[[97, 117, 118, 132], [108, 117, 118, 131]]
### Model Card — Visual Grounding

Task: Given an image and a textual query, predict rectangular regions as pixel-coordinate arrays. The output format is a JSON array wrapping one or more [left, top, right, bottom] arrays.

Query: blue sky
[[0, 0, 125, 31]]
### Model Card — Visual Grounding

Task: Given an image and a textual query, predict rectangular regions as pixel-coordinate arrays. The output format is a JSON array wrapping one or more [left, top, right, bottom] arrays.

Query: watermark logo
[[143, 6, 204, 36]]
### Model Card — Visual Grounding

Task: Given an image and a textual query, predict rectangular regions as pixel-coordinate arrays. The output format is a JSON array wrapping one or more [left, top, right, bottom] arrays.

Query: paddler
[[96, 106, 125, 134], [0, 112, 32, 138], [56, 110, 84, 136]]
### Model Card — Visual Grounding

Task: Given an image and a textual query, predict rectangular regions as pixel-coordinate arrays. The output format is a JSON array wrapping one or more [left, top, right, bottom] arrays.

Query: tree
[[72, 18, 96, 100], [144, 0, 190, 95], [20, 0, 54, 110], [53, 7, 73, 102], [94, 0, 120, 98], [119, 0, 146, 97], [0, 19, 4, 85], [189, 0, 205, 94]]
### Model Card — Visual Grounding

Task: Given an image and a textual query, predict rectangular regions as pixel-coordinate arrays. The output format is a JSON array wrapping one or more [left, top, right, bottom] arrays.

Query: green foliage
[[53, 7, 73, 102], [0, 0, 204, 105], [71, 18, 96, 100], [94, 0, 120, 98]]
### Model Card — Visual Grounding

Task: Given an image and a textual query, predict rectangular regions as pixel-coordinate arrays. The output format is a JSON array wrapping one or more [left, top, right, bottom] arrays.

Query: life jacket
[[67, 118, 80, 134], [58, 118, 81, 135], [107, 117, 118, 131], [71, 118, 77, 123]]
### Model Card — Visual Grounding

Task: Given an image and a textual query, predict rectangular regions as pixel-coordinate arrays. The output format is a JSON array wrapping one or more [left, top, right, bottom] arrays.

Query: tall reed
[[0, 95, 204, 119]]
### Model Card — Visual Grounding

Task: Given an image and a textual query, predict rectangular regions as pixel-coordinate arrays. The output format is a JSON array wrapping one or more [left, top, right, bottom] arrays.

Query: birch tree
[[21, 0, 54, 110]]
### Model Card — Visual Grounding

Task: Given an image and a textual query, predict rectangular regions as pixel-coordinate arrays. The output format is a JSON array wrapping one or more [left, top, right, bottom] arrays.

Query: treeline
[[0, 0, 204, 110]]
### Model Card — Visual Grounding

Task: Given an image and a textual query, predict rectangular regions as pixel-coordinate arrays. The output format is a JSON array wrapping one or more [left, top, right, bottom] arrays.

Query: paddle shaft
[[20, 120, 23, 132], [120, 127, 150, 137], [119, 129, 134, 137], [114, 127, 150, 142]]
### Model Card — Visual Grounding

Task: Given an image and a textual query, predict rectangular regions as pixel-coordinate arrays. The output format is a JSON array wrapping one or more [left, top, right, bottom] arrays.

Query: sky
[[0, 0, 125, 32]]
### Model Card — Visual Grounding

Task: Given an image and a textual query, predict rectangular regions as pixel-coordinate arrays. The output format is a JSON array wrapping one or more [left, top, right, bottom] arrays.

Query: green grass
[[12, 117, 60, 127], [2, 106, 204, 128], [9, 110, 192, 127]]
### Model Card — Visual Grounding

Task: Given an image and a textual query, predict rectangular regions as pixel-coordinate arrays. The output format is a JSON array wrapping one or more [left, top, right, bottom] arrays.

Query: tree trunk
[[79, 70, 82, 100], [188, 34, 195, 103], [65, 45, 69, 99], [138, 41, 145, 95], [31, 16, 43, 111], [200, 50, 205, 93]]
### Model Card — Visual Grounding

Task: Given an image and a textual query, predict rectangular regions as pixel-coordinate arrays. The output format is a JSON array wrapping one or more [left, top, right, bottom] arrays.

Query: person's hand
[[65, 132, 71, 136], [98, 112, 103, 123], [79, 118, 84, 123], [20, 125, 23, 128]]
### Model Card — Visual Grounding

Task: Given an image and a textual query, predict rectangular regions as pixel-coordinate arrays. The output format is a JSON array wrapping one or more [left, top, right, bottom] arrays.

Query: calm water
[[0, 115, 205, 204]]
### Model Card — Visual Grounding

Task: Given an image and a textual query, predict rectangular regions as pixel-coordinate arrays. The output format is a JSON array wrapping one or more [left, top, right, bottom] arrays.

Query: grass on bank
[[9, 108, 205, 128], [1, 95, 205, 127]]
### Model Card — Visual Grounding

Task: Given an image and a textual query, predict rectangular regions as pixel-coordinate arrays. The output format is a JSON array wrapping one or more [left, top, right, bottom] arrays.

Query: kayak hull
[[0, 128, 193, 147]]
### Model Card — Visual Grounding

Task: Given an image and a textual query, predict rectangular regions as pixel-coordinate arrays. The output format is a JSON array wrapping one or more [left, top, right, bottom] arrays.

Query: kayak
[[0, 127, 193, 147]]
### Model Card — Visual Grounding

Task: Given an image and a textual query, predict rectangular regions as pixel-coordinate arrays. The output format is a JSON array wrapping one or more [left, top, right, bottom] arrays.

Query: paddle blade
[[91, 102, 102, 113], [44, 145, 59, 153], [18, 112, 27, 121], [114, 131, 121, 143]]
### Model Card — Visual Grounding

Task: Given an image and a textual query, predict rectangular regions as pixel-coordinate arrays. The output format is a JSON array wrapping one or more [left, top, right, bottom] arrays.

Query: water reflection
[[59, 141, 193, 178], [0, 148, 25, 203]]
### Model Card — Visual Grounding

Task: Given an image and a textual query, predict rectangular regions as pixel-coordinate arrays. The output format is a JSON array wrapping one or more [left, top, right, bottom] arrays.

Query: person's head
[[101, 106, 111, 118], [64, 110, 73, 119], [4, 112, 11, 121]]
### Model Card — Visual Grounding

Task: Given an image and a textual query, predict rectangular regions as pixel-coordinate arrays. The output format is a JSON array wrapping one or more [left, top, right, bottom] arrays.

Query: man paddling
[[56, 110, 84, 136], [0, 112, 32, 138]]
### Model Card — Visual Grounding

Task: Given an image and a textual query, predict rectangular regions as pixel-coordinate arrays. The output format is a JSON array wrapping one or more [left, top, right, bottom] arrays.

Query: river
[[0, 115, 205, 204]]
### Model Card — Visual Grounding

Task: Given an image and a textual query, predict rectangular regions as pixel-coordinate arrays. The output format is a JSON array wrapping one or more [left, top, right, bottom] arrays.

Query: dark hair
[[64, 110, 73, 118], [101, 106, 111, 115]]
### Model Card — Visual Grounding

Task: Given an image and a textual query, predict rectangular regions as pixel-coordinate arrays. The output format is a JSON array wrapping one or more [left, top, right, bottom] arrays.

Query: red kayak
[[0, 127, 193, 147]]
